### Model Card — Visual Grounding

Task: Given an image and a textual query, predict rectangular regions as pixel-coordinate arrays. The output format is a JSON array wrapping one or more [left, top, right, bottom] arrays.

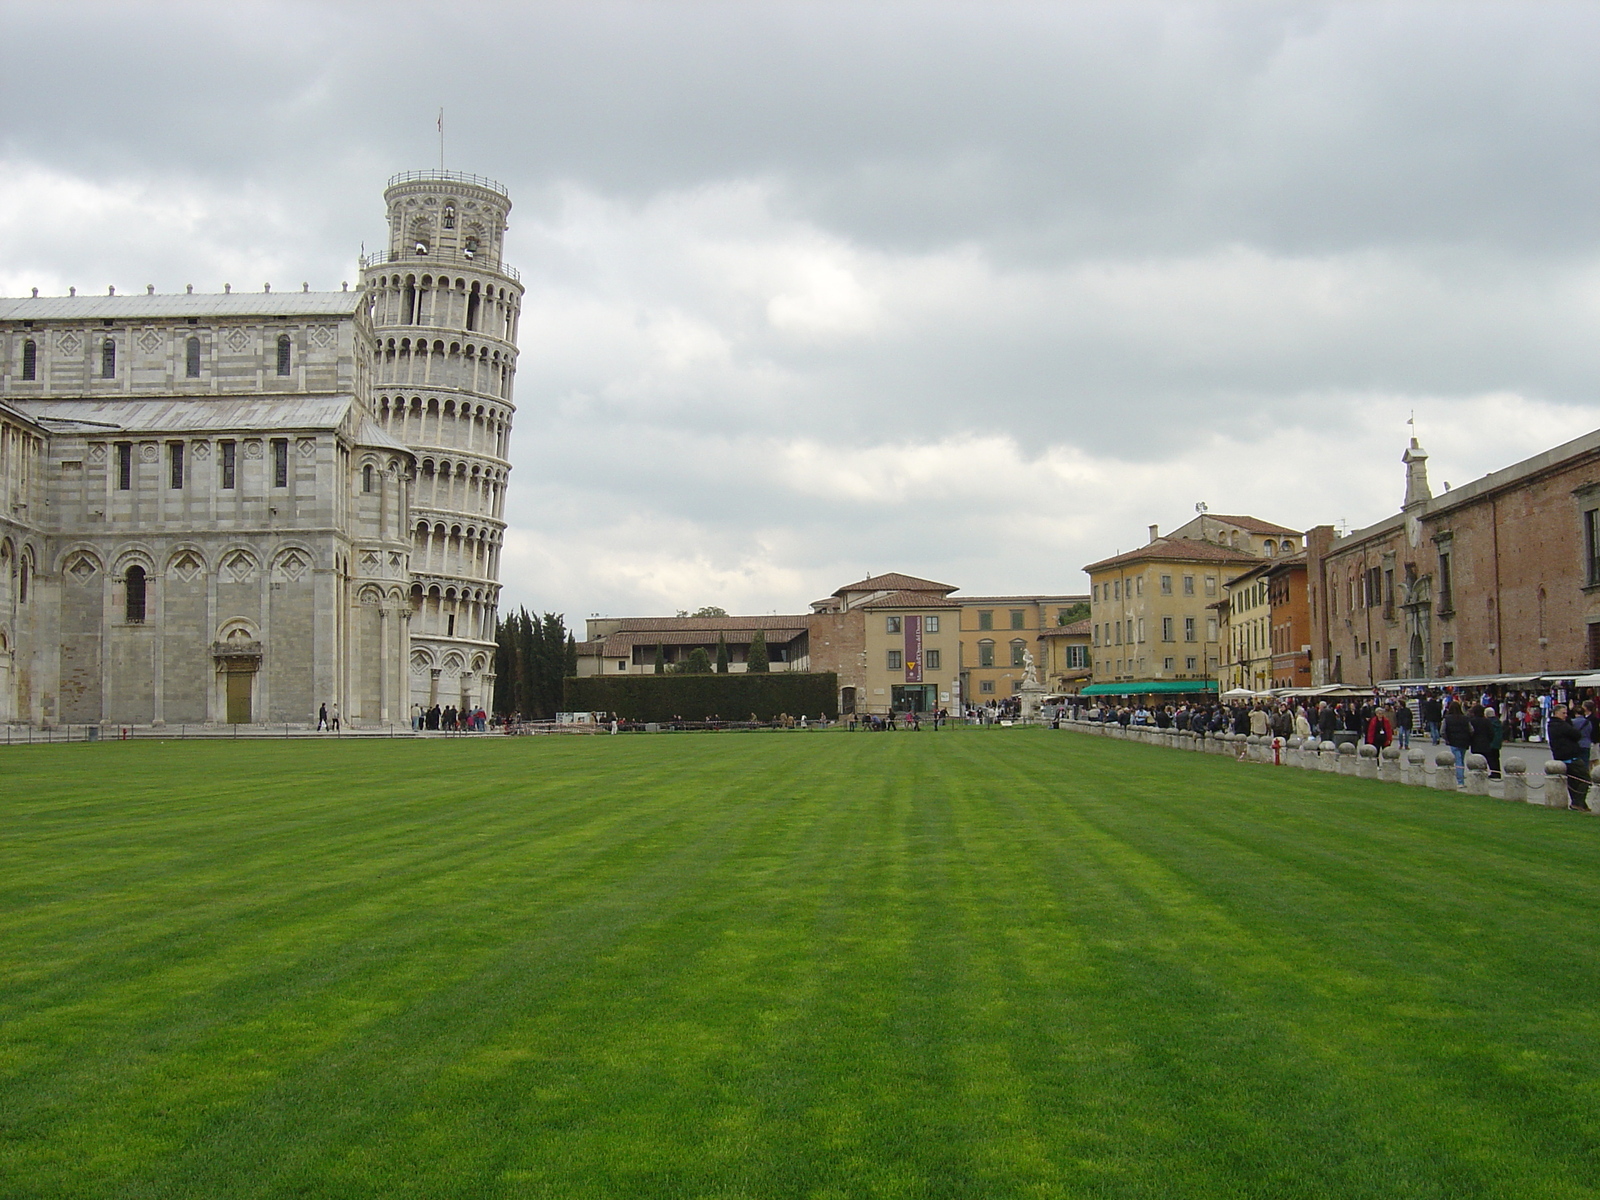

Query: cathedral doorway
[[225, 668, 253, 724]]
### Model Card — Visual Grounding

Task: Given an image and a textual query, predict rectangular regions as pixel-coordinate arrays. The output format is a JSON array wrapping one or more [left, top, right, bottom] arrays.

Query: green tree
[[747, 629, 769, 673], [491, 609, 574, 719], [694, 606, 729, 617], [676, 646, 713, 674], [565, 633, 578, 678], [1058, 602, 1091, 625], [715, 633, 730, 673], [654, 643, 666, 674]]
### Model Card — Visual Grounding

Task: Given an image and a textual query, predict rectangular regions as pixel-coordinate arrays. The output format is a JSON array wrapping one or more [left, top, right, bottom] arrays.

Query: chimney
[[1402, 438, 1432, 510], [1149, 524, 1159, 542]]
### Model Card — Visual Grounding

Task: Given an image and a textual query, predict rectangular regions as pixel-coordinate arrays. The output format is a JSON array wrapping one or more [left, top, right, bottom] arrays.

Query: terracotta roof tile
[[1206, 514, 1301, 536], [1083, 539, 1261, 573], [859, 590, 962, 609], [833, 572, 957, 596]]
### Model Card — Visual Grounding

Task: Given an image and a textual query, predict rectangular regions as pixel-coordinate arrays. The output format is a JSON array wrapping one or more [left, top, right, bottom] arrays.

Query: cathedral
[[0, 170, 520, 727]]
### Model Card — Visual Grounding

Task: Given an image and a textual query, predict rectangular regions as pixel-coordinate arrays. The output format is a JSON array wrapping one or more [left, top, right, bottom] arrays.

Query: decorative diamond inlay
[[226, 329, 250, 353], [138, 330, 162, 354]]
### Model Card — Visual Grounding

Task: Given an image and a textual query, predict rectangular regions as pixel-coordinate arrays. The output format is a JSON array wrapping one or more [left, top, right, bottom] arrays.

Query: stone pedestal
[[1465, 753, 1489, 795], [1433, 749, 1458, 790], [1543, 760, 1569, 807], [1357, 743, 1378, 779], [1379, 745, 1401, 782], [1502, 756, 1526, 802]]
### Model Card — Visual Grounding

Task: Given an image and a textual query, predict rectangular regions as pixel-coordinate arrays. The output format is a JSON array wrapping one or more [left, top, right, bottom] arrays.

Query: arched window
[[1263, 541, 1276, 558], [363, 464, 374, 493], [185, 336, 201, 378], [21, 339, 36, 381], [1010, 639, 1027, 667], [978, 639, 995, 668], [125, 565, 146, 623], [442, 203, 455, 229], [276, 335, 291, 376], [101, 338, 116, 379], [19, 557, 28, 604]]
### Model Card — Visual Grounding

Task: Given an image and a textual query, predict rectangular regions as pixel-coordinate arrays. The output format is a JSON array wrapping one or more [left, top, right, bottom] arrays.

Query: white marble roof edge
[[16, 395, 356, 433], [0, 292, 362, 320]]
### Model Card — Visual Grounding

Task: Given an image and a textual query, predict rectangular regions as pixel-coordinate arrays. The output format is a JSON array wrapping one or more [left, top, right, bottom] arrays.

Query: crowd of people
[[1064, 686, 1598, 810], [411, 703, 488, 732]]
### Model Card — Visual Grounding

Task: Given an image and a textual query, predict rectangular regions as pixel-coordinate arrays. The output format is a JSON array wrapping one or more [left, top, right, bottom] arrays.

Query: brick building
[[1309, 433, 1600, 686]]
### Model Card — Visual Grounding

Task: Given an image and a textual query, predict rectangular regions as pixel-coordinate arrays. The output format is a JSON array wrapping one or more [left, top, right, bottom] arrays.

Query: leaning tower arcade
[[361, 170, 522, 715]]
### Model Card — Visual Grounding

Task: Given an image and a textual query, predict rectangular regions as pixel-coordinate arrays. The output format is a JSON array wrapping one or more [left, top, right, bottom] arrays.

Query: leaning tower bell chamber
[[361, 170, 522, 714]]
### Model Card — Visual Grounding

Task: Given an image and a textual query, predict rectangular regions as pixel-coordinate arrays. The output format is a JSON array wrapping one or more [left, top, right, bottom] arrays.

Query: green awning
[[1079, 680, 1219, 697]]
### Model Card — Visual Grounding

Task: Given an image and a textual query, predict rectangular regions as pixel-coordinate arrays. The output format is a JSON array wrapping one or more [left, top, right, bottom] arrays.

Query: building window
[[1587, 510, 1600, 587], [980, 680, 995, 694], [978, 639, 995, 667], [276, 335, 292, 376], [363, 464, 374, 493], [924, 615, 938, 634], [1185, 656, 1197, 671], [101, 338, 116, 378], [1010, 609, 1025, 629], [271, 438, 289, 487], [617, 659, 627, 671], [1066, 645, 1088, 669], [1136, 618, 1145, 642], [1161, 616, 1174, 641], [220, 440, 236, 489], [1163, 656, 1175, 671], [1160, 574, 1172, 594], [1389, 647, 1400, 679], [1183, 575, 1194, 595], [443, 203, 456, 229], [116, 442, 132, 490], [1114, 621, 1122, 645], [1092, 583, 1100, 601], [125, 565, 146, 624], [1443, 640, 1454, 661], [1113, 581, 1121, 600], [1205, 575, 1216, 596], [1206, 617, 1218, 641], [886, 616, 901, 634], [1010, 639, 1026, 667], [168, 442, 184, 489], [1438, 550, 1454, 613], [186, 336, 201, 378], [1135, 578, 1143, 596], [926, 649, 941, 671], [21, 339, 36, 380], [1184, 616, 1196, 642], [887, 650, 902, 670], [978, 610, 993, 630]]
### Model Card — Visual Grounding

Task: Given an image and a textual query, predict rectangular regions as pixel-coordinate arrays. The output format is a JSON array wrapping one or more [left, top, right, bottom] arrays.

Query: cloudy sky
[[3, 1, 1598, 622]]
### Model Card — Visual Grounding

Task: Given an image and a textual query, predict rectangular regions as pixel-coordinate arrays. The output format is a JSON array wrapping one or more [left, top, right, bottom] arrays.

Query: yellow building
[[1083, 528, 1260, 693], [955, 594, 1088, 705], [856, 586, 962, 714], [1217, 558, 1275, 693], [1036, 618, 1093, 692]]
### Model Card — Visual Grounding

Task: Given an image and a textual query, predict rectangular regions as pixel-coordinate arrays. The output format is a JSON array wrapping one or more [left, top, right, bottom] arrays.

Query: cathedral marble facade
[[0, 170, 520, 727]]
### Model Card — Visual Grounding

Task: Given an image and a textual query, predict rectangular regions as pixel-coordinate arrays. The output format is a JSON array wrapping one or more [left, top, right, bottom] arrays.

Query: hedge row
[[564, 673, 839, 722]]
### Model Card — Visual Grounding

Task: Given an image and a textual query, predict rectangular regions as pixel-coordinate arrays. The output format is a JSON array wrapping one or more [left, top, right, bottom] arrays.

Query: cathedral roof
[[18, 395, 357, 434], [0, 291, 361, 321]]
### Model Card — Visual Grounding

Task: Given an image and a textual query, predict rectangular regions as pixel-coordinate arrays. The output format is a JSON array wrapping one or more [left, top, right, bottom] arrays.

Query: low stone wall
[[1059, 718, 1590, 812]]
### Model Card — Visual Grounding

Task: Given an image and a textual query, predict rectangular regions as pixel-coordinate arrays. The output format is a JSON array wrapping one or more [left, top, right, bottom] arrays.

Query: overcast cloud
[[3, 1, 1597, 620]]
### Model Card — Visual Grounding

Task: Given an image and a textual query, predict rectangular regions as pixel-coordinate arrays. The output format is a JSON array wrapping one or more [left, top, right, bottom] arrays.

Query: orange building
[[1267, 552, 1311, 689]]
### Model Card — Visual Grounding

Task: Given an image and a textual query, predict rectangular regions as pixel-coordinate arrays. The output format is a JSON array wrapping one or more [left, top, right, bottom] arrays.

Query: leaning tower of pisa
[[361, 170, 522, 716]]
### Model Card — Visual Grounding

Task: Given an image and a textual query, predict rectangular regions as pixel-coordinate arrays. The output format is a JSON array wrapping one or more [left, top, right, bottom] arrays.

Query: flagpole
[[438, 108, 445, 171]]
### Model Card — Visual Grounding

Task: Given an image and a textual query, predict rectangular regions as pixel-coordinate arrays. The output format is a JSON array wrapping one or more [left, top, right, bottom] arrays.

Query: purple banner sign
[[904, 615, 922, 683]]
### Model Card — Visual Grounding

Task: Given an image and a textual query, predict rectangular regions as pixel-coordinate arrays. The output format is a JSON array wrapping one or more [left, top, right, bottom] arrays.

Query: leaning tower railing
[[385, 169, 510, 197], [360, 248, 520, 283]]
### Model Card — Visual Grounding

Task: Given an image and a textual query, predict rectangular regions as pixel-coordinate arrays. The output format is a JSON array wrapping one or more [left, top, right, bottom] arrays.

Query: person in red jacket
[[1366, 706, 1394, 750]]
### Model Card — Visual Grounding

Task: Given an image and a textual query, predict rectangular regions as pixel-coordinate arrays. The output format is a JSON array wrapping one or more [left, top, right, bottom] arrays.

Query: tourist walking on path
[[317, 703, 328, 731], [1442, 702, 1474, 786], [1422, 692, 1444, 745], [1366, 706, 1393, 750], [1548, 704, 1592, 810], [1394, 702, 1413, 749]]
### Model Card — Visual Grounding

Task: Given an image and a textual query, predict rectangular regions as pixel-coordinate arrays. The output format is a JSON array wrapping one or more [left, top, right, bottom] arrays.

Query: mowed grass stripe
[[1, 730, 1599, 1198]]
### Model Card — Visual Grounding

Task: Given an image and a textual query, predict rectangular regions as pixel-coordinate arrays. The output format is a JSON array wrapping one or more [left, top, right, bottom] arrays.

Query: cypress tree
[[715, 633, 730, 673], [565, 632, 578, 678], [747, 629, 769, 673], [654, 643, 666, 674], [680, 647, 712, 674]]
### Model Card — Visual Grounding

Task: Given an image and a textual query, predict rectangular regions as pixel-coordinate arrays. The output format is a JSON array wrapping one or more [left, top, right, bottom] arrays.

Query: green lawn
[[3, 728, 1600, 1199]]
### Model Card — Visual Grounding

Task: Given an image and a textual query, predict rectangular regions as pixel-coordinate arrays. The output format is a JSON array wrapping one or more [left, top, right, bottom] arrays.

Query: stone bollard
[[1357, 742, 1378, 779], [1543, 760, 1570, 807], [1285, 735, 1301, 768], [1501, 756, 1527, 802], [1433, 749, 1458, 790], [1337, 740, 1358, 775], [1465, 753, 1490, 795], [1319, 741, 1339, 772], [1379, 744, 1401, 781], [1404, 747, 1427, 786], [1301, 739, 1320, 771]]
